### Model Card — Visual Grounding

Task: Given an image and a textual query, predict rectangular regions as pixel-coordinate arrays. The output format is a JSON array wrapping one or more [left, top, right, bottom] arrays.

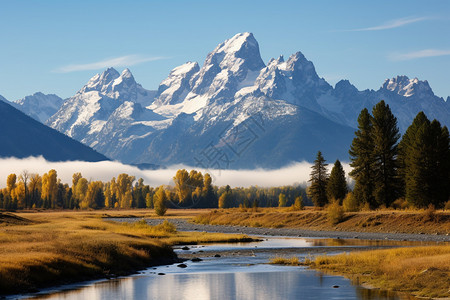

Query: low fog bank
[[0, 157, 352, 188]]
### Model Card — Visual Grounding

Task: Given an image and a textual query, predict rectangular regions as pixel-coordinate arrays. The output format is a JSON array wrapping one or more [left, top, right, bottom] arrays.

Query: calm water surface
[[17, 237, 411, 300]]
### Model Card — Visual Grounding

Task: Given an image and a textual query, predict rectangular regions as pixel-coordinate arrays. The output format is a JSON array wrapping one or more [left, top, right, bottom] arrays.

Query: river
[[14, 236, 415, 300]]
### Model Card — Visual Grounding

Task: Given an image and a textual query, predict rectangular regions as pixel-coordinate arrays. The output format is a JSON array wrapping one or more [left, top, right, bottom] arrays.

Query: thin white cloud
[[345, 16, 429, 32], [390, 49, 450, 61], [55, 55, 167, 73], [0, 156, 353, 189]]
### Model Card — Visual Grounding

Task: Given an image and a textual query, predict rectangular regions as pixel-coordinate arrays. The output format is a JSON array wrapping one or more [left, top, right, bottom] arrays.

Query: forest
[[0, 168, 306, 214], [308, 100, 450, 210]]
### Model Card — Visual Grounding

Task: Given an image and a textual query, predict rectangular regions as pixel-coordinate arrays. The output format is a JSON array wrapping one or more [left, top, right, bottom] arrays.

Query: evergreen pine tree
[[308, 151, 329, 207], [326, 160, 348, 203], [401, 113, 450, 208], [398, 112, 429, 197], [404, 119, 431, 207], [433, 124, 450, 207], [371, 100, 400, 207], [349, 108, 375, 207]]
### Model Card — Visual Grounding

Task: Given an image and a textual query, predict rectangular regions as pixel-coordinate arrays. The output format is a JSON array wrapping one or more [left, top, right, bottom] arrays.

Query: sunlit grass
[[0, 211, 251, 295], [269, 256, 302, 266], [308, 245, 450, 298], [192, 207, 450, 234]]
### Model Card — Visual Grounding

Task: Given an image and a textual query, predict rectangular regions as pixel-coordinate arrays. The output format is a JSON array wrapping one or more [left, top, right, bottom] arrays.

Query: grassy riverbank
[[306, 245, 450, 298], [0, 211, 251, 295], [193, 208, 450, 235]]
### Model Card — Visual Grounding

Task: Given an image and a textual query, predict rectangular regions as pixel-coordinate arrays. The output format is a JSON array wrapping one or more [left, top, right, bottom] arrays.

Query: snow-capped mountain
[[319, 75, 450, 132], [41, 32, 449, 168], [13, 92, 63, 123], [47, 67, 163, 146]]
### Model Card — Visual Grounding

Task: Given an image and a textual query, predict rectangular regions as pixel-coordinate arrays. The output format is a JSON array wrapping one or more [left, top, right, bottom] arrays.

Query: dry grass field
[[0, 210, 250, 295], [309, 245, 450, 298], [193, 207, 450, 235]]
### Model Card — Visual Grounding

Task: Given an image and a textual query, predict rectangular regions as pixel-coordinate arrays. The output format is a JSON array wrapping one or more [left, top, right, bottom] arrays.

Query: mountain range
[[3, 32, 450, 168]]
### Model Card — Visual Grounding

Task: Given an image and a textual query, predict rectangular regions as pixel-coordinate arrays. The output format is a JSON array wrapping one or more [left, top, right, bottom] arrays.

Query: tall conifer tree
[[327, 160, 348, 203], [398, 112, 429, 197], [349, 108, 375, 207], [371, 100, 400, 207], [308, 151, 329, 207]]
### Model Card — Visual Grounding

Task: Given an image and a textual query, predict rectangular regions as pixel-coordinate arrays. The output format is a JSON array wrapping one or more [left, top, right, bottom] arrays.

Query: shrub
[[361, 202, 371, 211], [290, 196, 304, 211], [327, 199, 344, 225], [391, 198, 409, 210], [444, 200, 450, 211], [421, 204, 437, 222], [342, 192, 358, 212], [269, 256, 300, 266], [154, 220, 177, 233]]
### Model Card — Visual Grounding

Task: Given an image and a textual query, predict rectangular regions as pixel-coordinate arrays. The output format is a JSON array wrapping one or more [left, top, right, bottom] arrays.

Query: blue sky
[[1, 0, 449, 101]]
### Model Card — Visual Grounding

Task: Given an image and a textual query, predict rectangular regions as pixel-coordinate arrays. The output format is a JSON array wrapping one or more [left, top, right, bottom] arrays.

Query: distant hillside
[[0, 99, 108, 162]]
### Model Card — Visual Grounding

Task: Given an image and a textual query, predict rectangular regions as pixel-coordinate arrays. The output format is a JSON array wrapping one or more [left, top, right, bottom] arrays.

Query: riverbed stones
[[191, 257, 203, 262]]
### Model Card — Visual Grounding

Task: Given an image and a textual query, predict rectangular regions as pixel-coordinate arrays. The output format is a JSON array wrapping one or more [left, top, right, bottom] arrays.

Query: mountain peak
[[381, 75, 433, 98], [102, 67, 120, 79], [267, 55, 284, 66], [121, 68, 133, 79], [286, 51, 311, 69], [215, 32, 256, 54], [170, 61, 199, 76], [205, 32, 265, 72], [191, 33, 265, 98], [82, 68, 120, 93]]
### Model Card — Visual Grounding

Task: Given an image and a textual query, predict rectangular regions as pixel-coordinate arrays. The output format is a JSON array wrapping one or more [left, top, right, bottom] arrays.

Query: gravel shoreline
[[113, 218, 450, 242]]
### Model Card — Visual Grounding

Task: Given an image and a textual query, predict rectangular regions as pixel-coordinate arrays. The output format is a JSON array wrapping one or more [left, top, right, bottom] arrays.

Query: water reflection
[[22, 237, 419, 300], [31, 270, 404, 300]]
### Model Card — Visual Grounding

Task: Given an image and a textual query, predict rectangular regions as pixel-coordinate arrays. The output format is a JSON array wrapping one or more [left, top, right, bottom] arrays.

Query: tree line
[[0, 168, 307, 214], [308, 100, 450, 209]]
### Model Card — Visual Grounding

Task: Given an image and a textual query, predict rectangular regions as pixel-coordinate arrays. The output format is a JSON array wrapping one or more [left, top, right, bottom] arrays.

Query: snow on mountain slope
[[150, 32, 266, 121], [152, 62, 199, 106], [190, 32, 265, 98], [381, 76, 433, 97], [47, 68, 166, 151], [320, 75, 450, 132], [255, 52, 332, 112], [12, 92, 63, 123]]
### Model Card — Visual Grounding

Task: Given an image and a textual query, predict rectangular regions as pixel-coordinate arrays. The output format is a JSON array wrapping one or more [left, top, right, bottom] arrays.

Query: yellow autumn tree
[[116, 174, 135, 208], [42, 170, 58, 208], [28, 174, 42, 208], [173, 169, 190, 203], [6, 174, 17, 197], [83, 181, 104, 209], [74, 177, 88, 206], [154, 186, 167, 216]]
